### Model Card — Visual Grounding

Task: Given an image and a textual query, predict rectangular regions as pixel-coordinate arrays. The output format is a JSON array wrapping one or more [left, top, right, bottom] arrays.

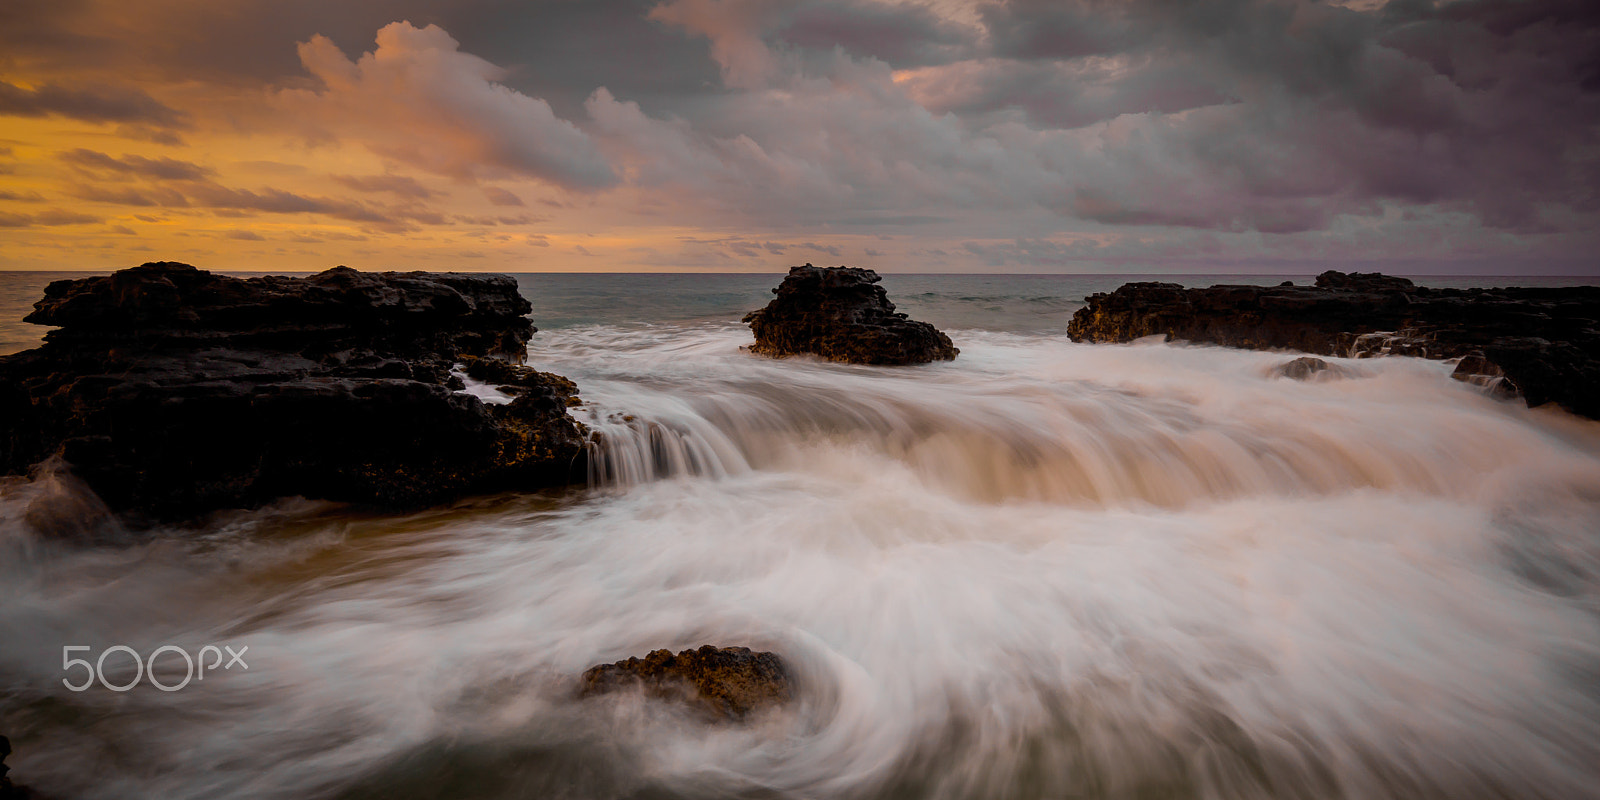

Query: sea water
[[1, 272, 1598, 799]]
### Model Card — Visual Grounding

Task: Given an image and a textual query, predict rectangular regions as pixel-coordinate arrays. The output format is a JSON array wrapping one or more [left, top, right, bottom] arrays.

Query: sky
[[0, 0, 1597, 274]]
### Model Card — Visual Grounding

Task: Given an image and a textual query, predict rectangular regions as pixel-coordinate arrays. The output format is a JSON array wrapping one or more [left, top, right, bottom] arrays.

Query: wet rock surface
[[459, 354, 581, 404], [1272, 356, 1336, 380], [1069, 271, 1600, 419], [744, 264, 957, 365], [578, 645, 794, 720], [0, 262, 588, 525]]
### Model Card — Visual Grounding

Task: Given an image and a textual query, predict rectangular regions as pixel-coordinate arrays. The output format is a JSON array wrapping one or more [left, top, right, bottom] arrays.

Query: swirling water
[[2, 273, 1600, 799]]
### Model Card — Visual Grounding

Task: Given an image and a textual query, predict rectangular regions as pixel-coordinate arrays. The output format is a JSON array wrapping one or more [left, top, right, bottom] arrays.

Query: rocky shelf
[[1067, 271, 1600, 419], [0, 262, 588, 529]]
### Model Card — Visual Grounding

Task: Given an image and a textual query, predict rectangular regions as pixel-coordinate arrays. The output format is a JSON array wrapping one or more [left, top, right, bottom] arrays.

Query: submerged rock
[[0, 262, 588, 524], [1068, 271, 1600, 419], [1272, 356, 1334, 381], [743, 264, 957, 365], [578, 645, 794, 720]]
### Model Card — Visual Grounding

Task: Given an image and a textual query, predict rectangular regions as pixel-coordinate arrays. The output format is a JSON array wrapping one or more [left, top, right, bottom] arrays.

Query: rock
[[578, 645, 794, 720], [0, 262, 589, 524], [459, 355, 581, 406], [0, 735, 36, 800], [1068, 272, 1600, 419], [0, 736, 10, 792], [1313, 270, 1416, 293], [743, 264, 957, 365], [1272, 356, 1333, 380], [1450, 352, 1517, 397]]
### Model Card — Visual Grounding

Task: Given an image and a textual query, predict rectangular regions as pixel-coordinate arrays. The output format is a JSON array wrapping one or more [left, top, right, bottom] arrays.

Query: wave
[[0, 323, 1597, 799]]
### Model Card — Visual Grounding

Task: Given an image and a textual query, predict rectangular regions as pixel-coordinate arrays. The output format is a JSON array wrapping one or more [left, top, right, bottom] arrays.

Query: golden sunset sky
[[2, 0, 1597, 273]]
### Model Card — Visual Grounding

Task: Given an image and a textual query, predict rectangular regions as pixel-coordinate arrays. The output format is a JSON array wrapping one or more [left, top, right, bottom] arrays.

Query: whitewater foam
[[1, 322, 1597, 799]]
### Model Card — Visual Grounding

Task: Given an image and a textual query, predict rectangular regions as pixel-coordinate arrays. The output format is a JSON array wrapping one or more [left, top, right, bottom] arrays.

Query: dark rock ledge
[[0, 735, 39, 800], [744, 264, 957, 365], [578, 645, 794, 720], [1067, 271, 1600, 419], [0, 262, 588, 527]]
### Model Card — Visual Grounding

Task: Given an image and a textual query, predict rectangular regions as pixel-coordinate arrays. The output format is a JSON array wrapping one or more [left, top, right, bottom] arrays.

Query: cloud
[[0, 190, 46, 202], [183, 183, 382, 219], [68, 184, 190, 207], [0, 208, 104, 227], [893, 56, 1234, 129], [775, 1, 977, 67], [330, 173, 439, 198], [649, 0, 787, 90], [482, 186, 524, 206], [37, 209, 104, 225], [279, 22, 617, 189], [46, 147, 452, 230], [0, 80, 190, 129], [798, 241, 844, 257], [2, 1, 1597, 269], [58, 149, 214, 181], [616, 0, 1600, 235]]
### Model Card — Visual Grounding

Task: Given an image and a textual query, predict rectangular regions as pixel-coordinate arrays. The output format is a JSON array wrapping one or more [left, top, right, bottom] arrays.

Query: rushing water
[[2, 273, 1600, 799]]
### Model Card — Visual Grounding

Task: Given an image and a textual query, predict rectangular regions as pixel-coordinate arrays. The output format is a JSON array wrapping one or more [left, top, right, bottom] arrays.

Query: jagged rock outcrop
[[1068, 271, 1600, 419], [578, 645, 794, 720], [743, 264, 957, 365], [0, 262, 588, 524]]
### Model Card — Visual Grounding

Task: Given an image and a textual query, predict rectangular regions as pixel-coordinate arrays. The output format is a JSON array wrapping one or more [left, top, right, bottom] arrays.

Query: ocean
[[2, 271, 1599, 799]]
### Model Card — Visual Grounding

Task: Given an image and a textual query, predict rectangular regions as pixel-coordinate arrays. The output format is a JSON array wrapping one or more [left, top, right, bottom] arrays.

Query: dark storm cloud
[[978, 0, 1140, 61], [0, 81, 189, 128], [419, 0, 726, 119], [939, 0, 1600, 232], [898, 55, 1235, 129], [773, 1, 975, 67]]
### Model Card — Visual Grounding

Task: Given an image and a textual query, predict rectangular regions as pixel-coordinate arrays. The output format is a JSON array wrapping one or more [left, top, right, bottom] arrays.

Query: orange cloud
[[279, 22, 617, 190]]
